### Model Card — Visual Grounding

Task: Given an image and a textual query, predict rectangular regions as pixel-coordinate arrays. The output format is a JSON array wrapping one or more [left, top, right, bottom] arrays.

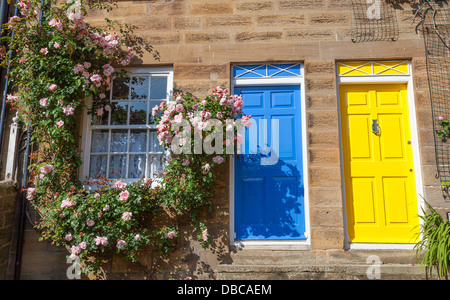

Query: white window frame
[[79, 67, 173, 189], [229, 63, 311, 249]]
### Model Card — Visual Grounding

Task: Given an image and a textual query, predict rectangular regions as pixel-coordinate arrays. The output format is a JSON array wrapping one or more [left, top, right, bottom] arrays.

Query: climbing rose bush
[[0, 0, 156, 275], [153, 87, 252, 247], [2, 0, 252, 276]]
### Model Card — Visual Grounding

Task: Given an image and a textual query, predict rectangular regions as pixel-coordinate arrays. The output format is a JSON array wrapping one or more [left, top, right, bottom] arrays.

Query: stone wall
[[0, 180, 18, 280], [13, 0, 450, 279]]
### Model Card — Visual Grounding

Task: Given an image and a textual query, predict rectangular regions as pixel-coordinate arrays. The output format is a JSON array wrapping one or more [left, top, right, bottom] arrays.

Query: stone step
[[217, 264, 428, 280], [224, 249, 421, 266]]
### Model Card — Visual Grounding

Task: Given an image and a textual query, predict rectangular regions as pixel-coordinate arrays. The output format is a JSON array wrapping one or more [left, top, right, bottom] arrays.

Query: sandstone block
[[234, 31, 283, 43], [308, 186, 343, 208], [190, 1, 233, 15], [173, 16, 203, 31], [174, 64, 229, 80], [309, 208, 344, 228], [279, 0, 326, 10], [308, 148, 340, 165], [205, 15, 253, 29], [256, 14, 306, 27], [308, 130, 340, 148], [234, 1, 275, 14], [184, 32, 230, 44], [306, 94, 338, 110], [310, 228, 345, 250], [307, 111, 339, 130], [306, 78, 336, 93], [148, 1, 188, 16], [286, 29, 335, 41], [308, 12, 351, 26], [305, 61, 336, 76], [308, 165, 341, 187]]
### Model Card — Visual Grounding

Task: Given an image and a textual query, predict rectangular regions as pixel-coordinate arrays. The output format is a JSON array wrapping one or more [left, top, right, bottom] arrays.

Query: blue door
[[234, 85, 305, 240]]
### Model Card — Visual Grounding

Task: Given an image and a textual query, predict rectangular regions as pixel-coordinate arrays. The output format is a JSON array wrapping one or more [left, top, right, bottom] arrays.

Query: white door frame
[[337, 61, 425, 250], [229, 63, 310, 249]]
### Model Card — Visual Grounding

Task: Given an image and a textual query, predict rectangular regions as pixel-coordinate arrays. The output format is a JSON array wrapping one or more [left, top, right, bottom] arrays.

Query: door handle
[[372, 119, 380, 135]]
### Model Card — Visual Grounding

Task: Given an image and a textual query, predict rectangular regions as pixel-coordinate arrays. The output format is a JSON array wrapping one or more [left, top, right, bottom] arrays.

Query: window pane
[[112, 78, 130, 100], [110, 102, 128, 125], [149, 101, 162, 124], [92, 109, 109, 125], [111, 129, 128, 153], [129, 101, 147, 125], [150, 76, 168, 100], [148, 154, 164, 178], [91, 130, 109, 153], [89, 155, 107, 178], [129, 130, 147, 152], [109, 154, 127, 178], [131, 76, 149, 100], [128, 154, 145, 179], [149, 130, 163, 153]]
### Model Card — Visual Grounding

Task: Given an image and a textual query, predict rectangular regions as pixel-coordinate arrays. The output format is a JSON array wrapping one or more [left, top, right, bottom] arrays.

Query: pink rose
[[202, 163, 211, 175], [95, 236, 108, 246], [152, 105, 159, 117], [213, 156, 225, 164], [56, 120, 64, 128], [71, 245, 81, 255], [79, 241, 87, 249], [175, 104, 184, 113], [113, 180, 127, 189], [90, 74, 102, 82], [439, 115, 445, 121], [119, 190, 129, 201], [241, 115, 253, 127], [116, 240, 127, 249], [63, 105, 75, 116], [40, 48, 48, 55], [48, 18, 62, 30], [64, 233, 73, 241], [164, 231, 177, 239], [61, 198, 76, 208], [121, 211, 132, 221], [26, 188, 36, 200], [54, 42, 61, 49], [49, 84, 57, 91], [39, 98, 48, 107], [86, 219, 95, 227]]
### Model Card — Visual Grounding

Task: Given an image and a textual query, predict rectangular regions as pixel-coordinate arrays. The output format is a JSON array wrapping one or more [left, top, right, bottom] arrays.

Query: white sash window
[[80, 67, 173, 186]]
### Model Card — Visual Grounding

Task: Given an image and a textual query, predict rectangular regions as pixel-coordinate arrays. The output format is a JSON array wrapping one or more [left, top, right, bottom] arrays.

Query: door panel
[[234, 85, 305, 240], [340, 84, 419, 243]]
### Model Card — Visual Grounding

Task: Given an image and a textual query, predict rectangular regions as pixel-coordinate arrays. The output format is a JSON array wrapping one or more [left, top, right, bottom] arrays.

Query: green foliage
[[414, 198, 450, 279], [437, 116, 450, 141]]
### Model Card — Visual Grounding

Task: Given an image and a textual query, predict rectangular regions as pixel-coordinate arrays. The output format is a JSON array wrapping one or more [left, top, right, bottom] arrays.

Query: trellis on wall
[[418, 0, 450, 198], [350, 0, 400, 42]]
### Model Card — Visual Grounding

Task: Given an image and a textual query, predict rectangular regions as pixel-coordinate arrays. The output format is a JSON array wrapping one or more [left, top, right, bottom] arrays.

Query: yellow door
[[340, 84, 420, 243]]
